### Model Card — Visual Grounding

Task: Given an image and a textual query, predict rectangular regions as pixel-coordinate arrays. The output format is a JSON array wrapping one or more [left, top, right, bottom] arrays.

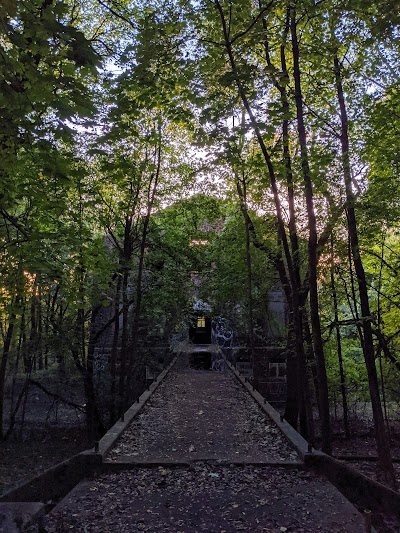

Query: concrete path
[[107, 357, 298, 463], [39, 353, 366, 532]]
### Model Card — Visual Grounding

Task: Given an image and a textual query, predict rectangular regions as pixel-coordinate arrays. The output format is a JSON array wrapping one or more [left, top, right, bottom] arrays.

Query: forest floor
[[328, 419, 400, 533], [332, 420, 400, 486], [0, 426, 88, 495], [0, 371, 88, 496], [328, 419, 400, 532]]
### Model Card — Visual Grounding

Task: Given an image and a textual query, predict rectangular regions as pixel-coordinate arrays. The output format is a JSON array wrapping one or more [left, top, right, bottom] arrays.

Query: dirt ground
[[318, 417, 400, 532], [0, 426, 88, 495], [1, 372, 88, 496], [329, 417, 400, 487]]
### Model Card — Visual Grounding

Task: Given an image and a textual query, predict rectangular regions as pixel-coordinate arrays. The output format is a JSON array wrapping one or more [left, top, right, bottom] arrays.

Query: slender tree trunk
[[231, 112, 256, 382], [347, 231, 364, 345], [275, 3, 310, 435], [291, 6, 331, 453], [85, 307, 105, 442], [28, 285, 38, 373], [44, 291, 51, 370], [330, 240, 350, 438], [118, 263, 130, 415], [126, 131, 162, 404], [236, 172, 256, 374], [18, 370, 31, 440], [260, 0, 300, 281], [284, 318, 299, 427], [110, 275, 122, 424], [333, 50, 396, 486], [292, 302, 313, 440], [236, 175, 301, 428], [0, 306, 16, 439], [215, 0, 313, 434], [213, 0, 295, 283], [303, 310, 319, 426], [37, 283, 43, 370], [378, 350, 389, 427], [117, 210, 134, 415], [376, 236, 389, 427], [49, 285, 62, 370], [10, 308, 25, 417], [243, 177, 256, 364], [255, 0, 315, 436], [77, 306, 86, 361]]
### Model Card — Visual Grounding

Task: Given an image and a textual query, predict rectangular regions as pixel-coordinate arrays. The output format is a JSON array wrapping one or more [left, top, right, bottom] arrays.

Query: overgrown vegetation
[[1, 0, 400, 489]]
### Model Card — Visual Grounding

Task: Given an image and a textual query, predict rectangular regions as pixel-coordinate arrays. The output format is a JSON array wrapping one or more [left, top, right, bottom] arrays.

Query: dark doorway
[[189, 348, 212, 370], [189, 315, 212, 344]]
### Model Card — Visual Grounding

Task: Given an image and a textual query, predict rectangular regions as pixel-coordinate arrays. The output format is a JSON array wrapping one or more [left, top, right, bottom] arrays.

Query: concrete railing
[[227, 358, 400, 514], [0, 355, 179, 505]]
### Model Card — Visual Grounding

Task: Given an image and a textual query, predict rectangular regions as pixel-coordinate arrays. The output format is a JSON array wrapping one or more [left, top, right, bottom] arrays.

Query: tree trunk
[[0, 307, 16, 439], [291, 7, 331, 453], [110, 275, 122, 425], [126, 132, 162, 404], [235, 0, 316, 437], [242, 176, 256, 369], [347, 231, 364, 345], [28, 286, 38, 373], [37, 283, 43, 370], [333, 50, 396, 486], [284, 318, 299, 428], [302, 310, 318, 440], [10, 309, 25, 418], [118, 263, 130, 415], [330, 240, 350, 438], [44, 291, 51, 370], [236, 175, 302, 428], [215, 0, 312, 433], [85, 307, 105, 443]]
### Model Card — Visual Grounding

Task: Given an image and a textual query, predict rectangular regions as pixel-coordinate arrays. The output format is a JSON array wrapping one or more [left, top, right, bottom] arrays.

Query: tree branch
[[96, 0, 137, 31], [0, 206, 29, 237], [230, 1, 274, 45], [29, 379, 86, 413]]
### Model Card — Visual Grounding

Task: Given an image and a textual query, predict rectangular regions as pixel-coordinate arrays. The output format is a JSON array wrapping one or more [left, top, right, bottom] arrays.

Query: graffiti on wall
[[210, 317, 232, 369]]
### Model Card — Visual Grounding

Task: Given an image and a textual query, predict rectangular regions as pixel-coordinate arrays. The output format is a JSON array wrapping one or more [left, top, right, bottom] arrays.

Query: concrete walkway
[[40, 353, 366, 532], [107, 357, 298, 463]]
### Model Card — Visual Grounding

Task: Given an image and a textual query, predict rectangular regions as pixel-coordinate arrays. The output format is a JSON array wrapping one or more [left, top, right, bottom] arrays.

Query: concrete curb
[[334, 454, 400, 462], [0, 452, 98, 504], [227, 359, 400, 517], [0, 356, 178, 506], [225, 359, 309, 460], [306, 452, 400, 513], [95, 355, 179, 458]]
